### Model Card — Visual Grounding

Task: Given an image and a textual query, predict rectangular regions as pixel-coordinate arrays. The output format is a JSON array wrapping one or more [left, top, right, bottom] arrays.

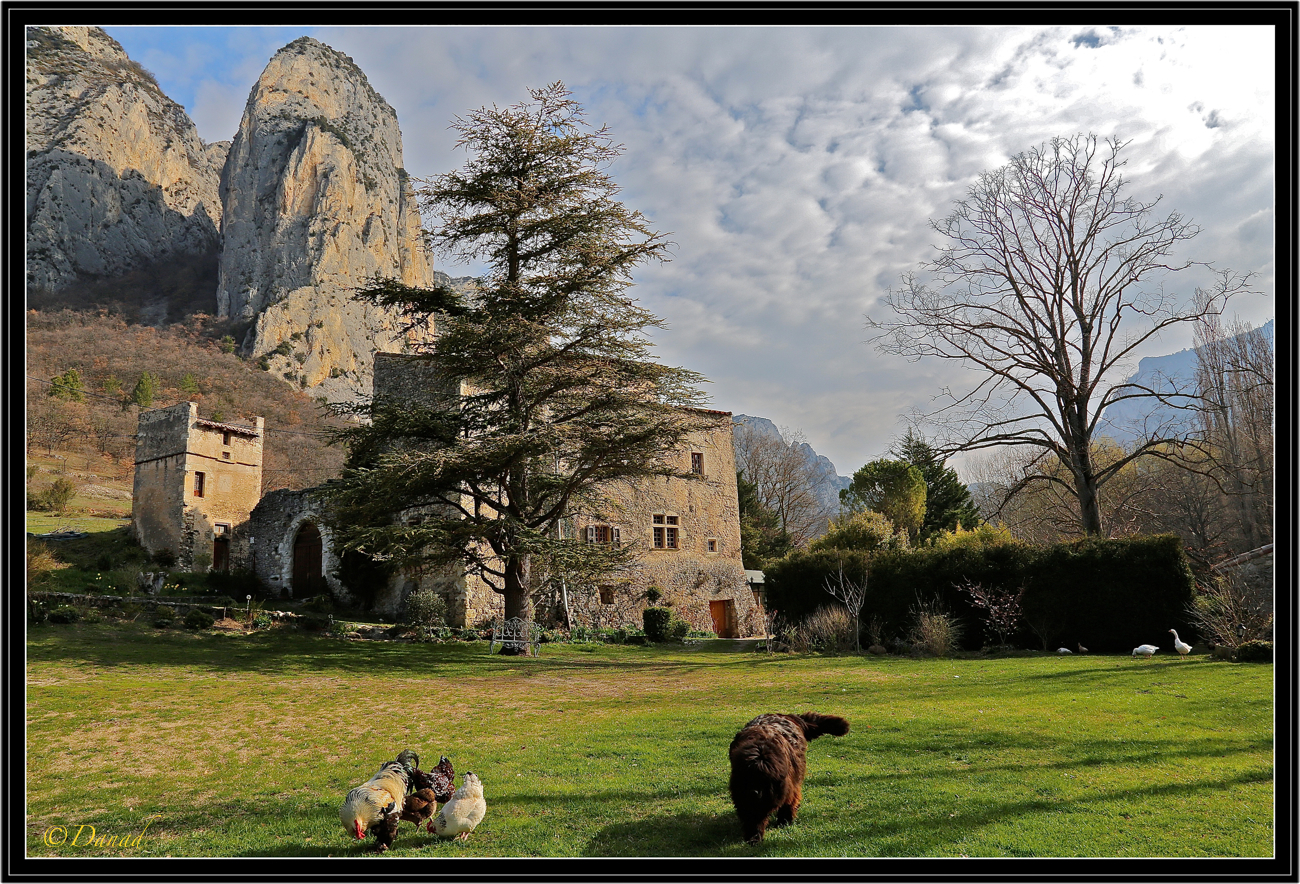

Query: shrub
[[789, 605, 856, 654], [27, 542, 61, 589], [184, 609, 215, 630], [82, 608, 103, 624], [403, 584, 448, 629], [643, 606, 673, 642], [28, 597, 50, 625], [764, 549, 874, 625], [1235, 640, 1273, 663], [909, 596, 962, 657], [299, 594, 335, 614], [151, 548, 177, 568], [667, 617, 690, 642], [645, 585, 663, 605], [809, 510, 899, 553], [153, 605, 176, 628], [29, 477, 77, 512], [204, 568, 266, 599], [251, 613, 273, 629], [49, 604, 81, 624], [1189, 572, 1273, 650]]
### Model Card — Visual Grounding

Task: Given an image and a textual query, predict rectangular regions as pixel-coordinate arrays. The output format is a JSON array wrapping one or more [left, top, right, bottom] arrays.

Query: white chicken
[[432, 772, 486, 841], [1132, 644, 1159, 658], [1057, 647, 1072, 654], [1077, 643, 1088, 653], [1169, 629, 1192, 659]]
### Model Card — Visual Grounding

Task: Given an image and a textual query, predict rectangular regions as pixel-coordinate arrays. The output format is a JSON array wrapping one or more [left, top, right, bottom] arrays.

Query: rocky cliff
[[25, 26, 227, 292], [216, 36, 434, 402], [733, 414, 851, 518]]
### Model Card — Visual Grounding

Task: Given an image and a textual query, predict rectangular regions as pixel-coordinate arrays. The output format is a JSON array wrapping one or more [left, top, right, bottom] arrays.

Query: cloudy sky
[[103, 22, 1278, 478]]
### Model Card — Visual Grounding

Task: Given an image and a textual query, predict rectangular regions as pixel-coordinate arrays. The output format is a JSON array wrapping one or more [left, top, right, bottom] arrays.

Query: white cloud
[[103, 23, 1277, 474]]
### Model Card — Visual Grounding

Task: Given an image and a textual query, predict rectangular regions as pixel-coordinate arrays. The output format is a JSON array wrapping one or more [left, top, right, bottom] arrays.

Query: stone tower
[[131, 401, 264, 571]]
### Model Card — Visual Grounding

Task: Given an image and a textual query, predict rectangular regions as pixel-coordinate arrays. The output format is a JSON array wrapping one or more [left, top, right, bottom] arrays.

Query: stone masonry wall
[[459, 410, 757, 636]]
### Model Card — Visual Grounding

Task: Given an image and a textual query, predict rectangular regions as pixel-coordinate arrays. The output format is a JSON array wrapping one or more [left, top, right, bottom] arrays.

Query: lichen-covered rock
[[25, 26, 225, 291], [216, 36, 435, 401]]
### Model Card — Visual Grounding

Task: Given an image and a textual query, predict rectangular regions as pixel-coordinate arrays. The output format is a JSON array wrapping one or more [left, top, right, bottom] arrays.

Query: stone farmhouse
[[130, 355, 760, 637]]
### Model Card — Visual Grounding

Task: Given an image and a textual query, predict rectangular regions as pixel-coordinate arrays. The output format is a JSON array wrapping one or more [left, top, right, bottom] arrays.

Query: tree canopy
[[840, 459, 927, 543], [889, 429, 981, 541], [326, 83, 709, 622], [869, 134, 1252, 536]]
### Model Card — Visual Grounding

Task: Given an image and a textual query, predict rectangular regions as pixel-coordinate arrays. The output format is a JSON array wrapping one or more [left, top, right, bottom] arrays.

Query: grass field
[[24, 621, 1274, 859]]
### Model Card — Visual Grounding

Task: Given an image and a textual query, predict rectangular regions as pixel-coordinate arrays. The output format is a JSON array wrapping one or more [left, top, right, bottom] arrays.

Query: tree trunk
[[1068, 437, 1105, 536], [502, 554, 533, 621]]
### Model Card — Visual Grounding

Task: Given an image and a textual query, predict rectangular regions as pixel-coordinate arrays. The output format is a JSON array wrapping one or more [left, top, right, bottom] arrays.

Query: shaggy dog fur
[[728, 711, 850, 843]]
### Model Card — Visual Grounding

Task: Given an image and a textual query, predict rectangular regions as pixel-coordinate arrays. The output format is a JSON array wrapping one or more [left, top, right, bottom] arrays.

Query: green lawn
[[24, 622, 1274, 858]]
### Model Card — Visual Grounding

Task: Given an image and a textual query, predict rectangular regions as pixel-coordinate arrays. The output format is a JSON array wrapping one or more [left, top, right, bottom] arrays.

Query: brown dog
[[728, 712, 850, 843]]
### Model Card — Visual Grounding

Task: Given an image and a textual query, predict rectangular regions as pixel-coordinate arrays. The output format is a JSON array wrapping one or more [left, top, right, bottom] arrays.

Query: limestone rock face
[[25, 26, 225, 291], [217, 36, 434, 402]]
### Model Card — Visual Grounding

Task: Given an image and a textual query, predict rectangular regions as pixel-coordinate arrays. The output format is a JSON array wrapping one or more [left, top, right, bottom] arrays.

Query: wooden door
[[292, 523, 323, 597], [212, 536, 230, 572], [710, 600, 738, 638]]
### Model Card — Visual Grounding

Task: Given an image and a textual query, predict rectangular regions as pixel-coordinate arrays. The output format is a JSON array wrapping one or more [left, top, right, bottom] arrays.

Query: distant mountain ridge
[[732, 414, 851, 516], [1099, 319, 1274, 444]]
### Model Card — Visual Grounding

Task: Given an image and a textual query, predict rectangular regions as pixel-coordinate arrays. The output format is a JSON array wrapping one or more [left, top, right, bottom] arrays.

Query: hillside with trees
[[25, 309, 349, 499]]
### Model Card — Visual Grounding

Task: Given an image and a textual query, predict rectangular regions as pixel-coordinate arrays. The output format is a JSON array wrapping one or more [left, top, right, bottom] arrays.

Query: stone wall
[[246, 487, 344, 601]]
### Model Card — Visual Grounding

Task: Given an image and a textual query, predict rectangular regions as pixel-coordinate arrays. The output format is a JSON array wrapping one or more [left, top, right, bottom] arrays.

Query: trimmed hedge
[[764, 534, 1197, 654]]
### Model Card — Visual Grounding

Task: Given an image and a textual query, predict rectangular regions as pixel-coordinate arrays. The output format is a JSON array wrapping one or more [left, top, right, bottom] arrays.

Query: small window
[[222, 451, 231, 460], [691, 452, 704, 474], [707, 538, 718, 553], [599, 587, 615, 605], [222, 430, 232, 446], [193, 471, 205, 498], [214, 523, 230, 536], [585, 525, 620, 544], [652, 514, 679, 549]]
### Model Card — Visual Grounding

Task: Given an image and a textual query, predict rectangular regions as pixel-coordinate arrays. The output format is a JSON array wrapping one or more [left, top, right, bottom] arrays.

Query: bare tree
[[1193, 308, 1274, 553], [869, 134, 1253, 536], [823, 562, 868, 653], [733, 420, 834, 546]]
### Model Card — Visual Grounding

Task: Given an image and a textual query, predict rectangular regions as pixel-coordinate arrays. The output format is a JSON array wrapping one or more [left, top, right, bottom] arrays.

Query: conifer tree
[[328, 83, 709, 624]]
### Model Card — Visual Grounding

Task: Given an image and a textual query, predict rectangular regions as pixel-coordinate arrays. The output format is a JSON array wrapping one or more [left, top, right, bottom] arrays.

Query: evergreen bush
[[642, 606, 672, 642], [764, 534, 1196, 654], [183, 609, 215, 630], [1235, 640, 1273, 663], [49, 605, 81, 624]]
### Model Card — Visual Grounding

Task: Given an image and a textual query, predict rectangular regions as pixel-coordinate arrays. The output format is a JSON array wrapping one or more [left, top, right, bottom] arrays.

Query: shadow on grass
[[25, 621, 789, 678], [582, 810, 741, 856]]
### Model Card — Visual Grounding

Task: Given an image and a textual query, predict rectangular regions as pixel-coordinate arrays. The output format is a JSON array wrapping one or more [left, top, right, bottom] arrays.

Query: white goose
[[1169, 629, 1192, 659], [1132, 644, 1159, 658], [1056, 647, 1073, 654]]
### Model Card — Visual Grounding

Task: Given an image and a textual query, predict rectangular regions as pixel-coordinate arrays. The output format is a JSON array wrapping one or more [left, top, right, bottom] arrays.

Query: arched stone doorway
[[292, 522, 325, 597]]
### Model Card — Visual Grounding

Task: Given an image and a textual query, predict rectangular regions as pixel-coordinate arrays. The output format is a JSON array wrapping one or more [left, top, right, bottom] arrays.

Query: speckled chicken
[[403, 752, 457, 803], [432, 772, 486, 841], [394, 750, 457, 834], [339, 760, 409, 852]]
